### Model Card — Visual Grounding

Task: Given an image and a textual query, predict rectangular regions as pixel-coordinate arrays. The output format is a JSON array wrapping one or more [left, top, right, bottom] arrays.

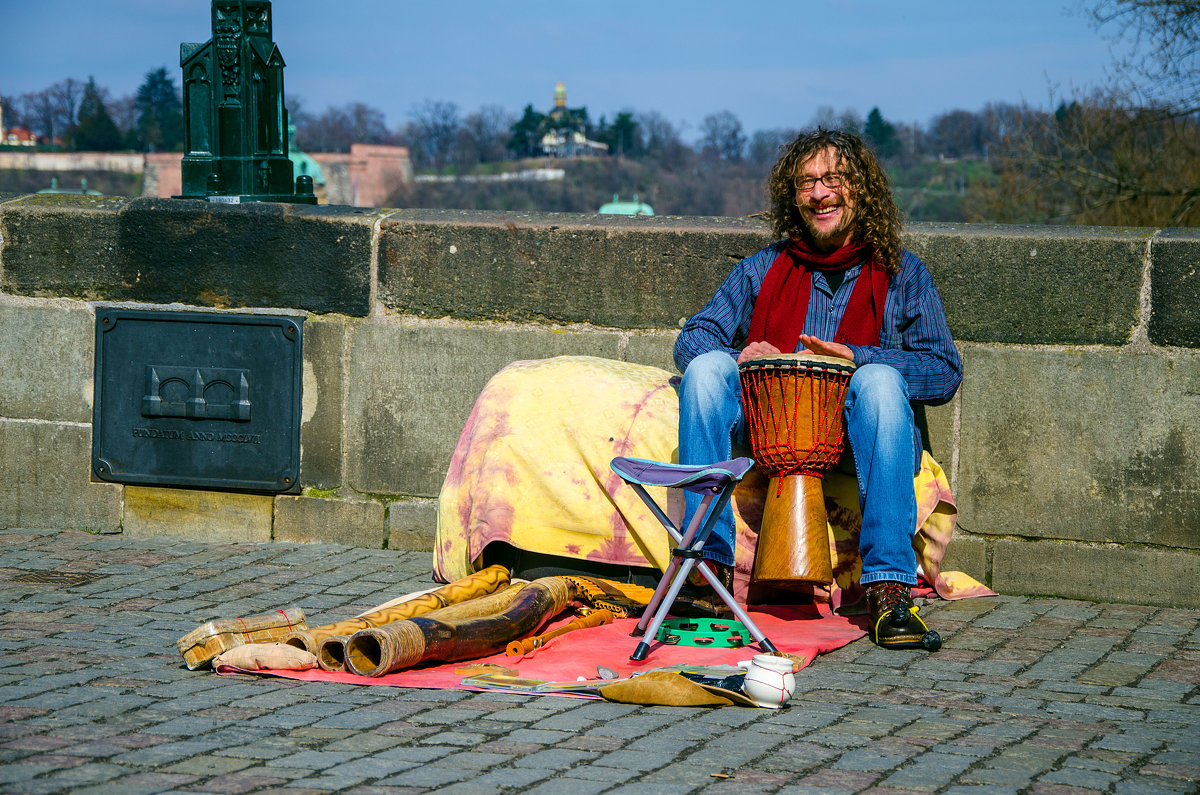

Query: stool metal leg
[[631, 489, 713, 638], [631, 555, 701, 661], [693, 560, 779, 654], [625, 479, 778, 661]]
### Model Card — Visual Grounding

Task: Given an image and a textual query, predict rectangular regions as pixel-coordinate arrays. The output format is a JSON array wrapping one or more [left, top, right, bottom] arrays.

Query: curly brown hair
[[766, 129, 903, 275]]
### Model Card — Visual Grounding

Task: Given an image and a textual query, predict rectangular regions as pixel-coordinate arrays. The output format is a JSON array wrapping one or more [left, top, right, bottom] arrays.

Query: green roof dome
[[288, 124, 323, 184], [598, 193, 654, 216]]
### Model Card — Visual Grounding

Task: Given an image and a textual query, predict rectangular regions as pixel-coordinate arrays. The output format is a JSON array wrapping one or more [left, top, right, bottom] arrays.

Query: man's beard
[[800, 203, 855, 247]]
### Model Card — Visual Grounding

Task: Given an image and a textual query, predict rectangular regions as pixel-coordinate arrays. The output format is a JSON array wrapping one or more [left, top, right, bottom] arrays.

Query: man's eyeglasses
[[795, 173, 846, 193]]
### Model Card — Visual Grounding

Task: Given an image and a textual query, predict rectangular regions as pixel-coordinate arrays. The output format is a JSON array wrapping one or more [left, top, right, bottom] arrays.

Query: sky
[[1, 0, 1126, 140]]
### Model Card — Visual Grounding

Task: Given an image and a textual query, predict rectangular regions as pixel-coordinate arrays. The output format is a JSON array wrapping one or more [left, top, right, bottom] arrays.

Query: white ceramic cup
[[737, 653, 796, 709]]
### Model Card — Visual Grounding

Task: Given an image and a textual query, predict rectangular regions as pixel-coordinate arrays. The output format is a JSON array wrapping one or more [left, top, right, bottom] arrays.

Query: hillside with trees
[[4, 1, 1194, 225], [967, 0, 1200, 226]]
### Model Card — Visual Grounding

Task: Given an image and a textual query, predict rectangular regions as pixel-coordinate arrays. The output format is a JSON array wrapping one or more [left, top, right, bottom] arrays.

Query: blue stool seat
[[609, 456, 754, 493], [609, 456, 779, 661]]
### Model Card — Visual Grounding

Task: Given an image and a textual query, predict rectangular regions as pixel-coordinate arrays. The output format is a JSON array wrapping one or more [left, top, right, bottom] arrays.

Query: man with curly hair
[[674, 128, 961, 649]]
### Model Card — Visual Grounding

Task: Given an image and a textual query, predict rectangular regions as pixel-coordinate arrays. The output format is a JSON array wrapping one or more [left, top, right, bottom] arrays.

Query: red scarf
[[747, 236, 889, 352]]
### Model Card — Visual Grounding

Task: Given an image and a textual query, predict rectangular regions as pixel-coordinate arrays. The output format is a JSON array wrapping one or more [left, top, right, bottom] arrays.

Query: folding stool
[[609, 456, 780, 661]]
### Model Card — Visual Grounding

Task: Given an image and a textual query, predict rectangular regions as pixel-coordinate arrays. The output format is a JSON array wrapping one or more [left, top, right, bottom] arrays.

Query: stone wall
[[1, 194, 1197, 607], [312, 145, 412, 208], [0, 152, 146, 173]]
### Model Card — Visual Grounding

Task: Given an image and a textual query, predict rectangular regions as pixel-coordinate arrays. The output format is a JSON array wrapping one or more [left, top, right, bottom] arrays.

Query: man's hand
[[798, 334, 854, 362], [737, 341, 782, 364]]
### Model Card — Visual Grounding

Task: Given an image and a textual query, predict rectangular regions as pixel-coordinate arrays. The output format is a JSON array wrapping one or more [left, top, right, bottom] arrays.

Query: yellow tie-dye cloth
[[435, 356, 992, 604]]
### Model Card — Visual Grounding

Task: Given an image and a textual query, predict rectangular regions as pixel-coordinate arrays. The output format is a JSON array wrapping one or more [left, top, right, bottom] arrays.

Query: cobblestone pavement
[[0, 528, 1197, 794]]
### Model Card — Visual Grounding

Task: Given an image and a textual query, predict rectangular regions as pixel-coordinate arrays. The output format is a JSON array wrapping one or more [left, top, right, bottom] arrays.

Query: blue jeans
[[678, 351, 919, 586]]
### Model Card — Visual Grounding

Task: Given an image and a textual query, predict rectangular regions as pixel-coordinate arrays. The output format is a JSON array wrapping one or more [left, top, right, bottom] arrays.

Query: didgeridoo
[[284, 564, 509, 668], [505, 609, 612, 656], [317, 583, 527, 671], [343, 577, 577, 677]]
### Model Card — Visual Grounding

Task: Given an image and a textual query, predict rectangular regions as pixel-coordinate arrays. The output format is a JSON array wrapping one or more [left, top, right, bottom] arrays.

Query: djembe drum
[[739, 353, 856, 585]]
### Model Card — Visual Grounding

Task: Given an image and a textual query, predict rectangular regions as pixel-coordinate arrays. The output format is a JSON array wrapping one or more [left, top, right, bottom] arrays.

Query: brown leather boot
[[709, 561, 736, 594], [866, 581, 941, 650]]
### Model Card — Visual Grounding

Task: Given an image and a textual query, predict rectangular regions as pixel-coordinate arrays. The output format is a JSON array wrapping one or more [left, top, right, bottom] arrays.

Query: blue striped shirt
[[673, 241, 962, 404]]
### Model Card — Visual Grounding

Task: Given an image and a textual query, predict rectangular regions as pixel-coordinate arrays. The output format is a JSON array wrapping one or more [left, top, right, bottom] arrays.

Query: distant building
[[37, 177, 103, 196], [310, 144, 412, 207], [287, 123, 325, 199], [2, 90, 50, 147], [539, 82, 607, 158], [4, 127, 39, 147], [598, 193, 654, 216], [540, 128, 608, 158], [139, 144, 411, 207]]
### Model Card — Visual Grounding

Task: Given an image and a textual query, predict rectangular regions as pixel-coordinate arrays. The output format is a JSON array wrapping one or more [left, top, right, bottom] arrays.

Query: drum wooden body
[[739, 354, 856, 585]]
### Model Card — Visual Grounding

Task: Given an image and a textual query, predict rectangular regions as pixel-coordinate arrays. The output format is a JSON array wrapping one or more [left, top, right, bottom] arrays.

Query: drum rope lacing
[[740, 361, 852, 496]]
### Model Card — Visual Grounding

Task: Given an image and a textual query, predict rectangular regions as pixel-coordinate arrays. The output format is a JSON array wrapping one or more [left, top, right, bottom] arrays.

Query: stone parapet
[[958, 346, 1200, 550], [1148, 226, 1200, 347], [122, 486, 273, 543], [1, 194, 1197, 607], [0, 195, 383, 315], [378, 209, 772, 327], [904, 223, 1150, 345], [0, 421, 123, 532], [0, 302, 95, 422], [273, 495, 385, 548]]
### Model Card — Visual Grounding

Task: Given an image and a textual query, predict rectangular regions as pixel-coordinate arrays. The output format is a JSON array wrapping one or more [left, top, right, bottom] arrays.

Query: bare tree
[[699, 110, 746, 162], [347, 102, 392, 144], [931, 109, 986, 158], [19, 90, 60, 141], [1087, 0, 1200, 113], [295, 102, 392, 152], [749, 128, 797, 165], [638, 111, 691, 170], [453, 105, 514, 167], [808, 105, 863, 134], [1, 93, 22, 131], [285, 94, 310, 136], [51, 78, 85, 131], [973, 3, 1200, 225], [405, 100, 462, 172], [968, 92, 1200, 225], [107, 95, 139, 139]]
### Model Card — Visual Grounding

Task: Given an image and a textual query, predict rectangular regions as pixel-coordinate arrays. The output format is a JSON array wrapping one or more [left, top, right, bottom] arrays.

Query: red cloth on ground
[[217, 603, 867, 692]]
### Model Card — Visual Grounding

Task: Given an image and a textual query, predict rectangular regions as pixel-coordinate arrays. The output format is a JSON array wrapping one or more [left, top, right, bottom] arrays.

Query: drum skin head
[[738, 353, 857, 373]]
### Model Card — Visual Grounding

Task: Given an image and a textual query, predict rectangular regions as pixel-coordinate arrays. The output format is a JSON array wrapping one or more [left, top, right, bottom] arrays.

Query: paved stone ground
[[0, 527, 1197, 794]]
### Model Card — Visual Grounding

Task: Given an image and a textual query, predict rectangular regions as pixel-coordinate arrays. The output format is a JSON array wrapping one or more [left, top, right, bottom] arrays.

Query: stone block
[[122, 486, 271, 542], [940, 532, 987, 583], [1149, 227, 1200, 347], [274, 495, 385, 548], [377, 209, 773, 328], [920, 396, 957, 467], [299, 318, 345, 489], [386, 500, 437, 551], [957, 347, 1200, 549], [0, 195, 382, 315], [904, 223, 1148, 344], [0, 420, 122, 531], [0, 302, 94, 422], [622, 333, 679, 374], [991, 538, 1200, 608], [345, 323, 621, 497]]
